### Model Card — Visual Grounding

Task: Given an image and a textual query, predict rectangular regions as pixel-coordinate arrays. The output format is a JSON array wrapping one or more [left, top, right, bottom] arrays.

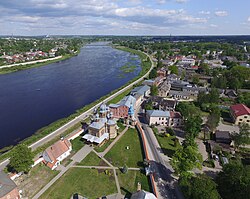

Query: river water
[[0, 42, 141, 149]]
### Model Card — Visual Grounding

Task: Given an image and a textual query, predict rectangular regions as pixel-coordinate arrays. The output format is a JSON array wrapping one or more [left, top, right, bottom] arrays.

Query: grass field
[[118, 170, 151, 197], [78, 151, 107, 166], [155, 134, 181, 157], [105, 128, 145, 168], [40, 168, 117, 199]]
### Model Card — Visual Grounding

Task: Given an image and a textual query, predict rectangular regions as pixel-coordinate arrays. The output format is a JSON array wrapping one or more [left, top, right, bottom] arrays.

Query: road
[[0, 50, 155, 171], [135, 106, 184, 199]]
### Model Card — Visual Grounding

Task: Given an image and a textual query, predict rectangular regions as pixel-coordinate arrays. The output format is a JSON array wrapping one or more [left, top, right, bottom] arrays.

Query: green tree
[[184, 115, 203, 141], [209, 88, 220, 104], [216, 162, 250, 199], [206, 106, 221, 131], [169, 65, 178, 75], [144, 100, 153, 110], [232, 123, 250, 148], [171, 145, 202, 175], [150, 85, 158, 96], [180, 174, 221, 199], [176, 102, 201, 119], [9, 144, 34, 173], [149, 68, 157, 79], [192, 75, 200, 85]]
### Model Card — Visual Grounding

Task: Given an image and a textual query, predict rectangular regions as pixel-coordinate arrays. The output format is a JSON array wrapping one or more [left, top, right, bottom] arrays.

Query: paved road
[[136, 106, 184, 199], [0, 50, 155, 171]]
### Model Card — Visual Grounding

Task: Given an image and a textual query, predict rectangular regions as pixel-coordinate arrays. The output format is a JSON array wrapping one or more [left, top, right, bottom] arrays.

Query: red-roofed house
[[230, 104, 250, 125], [43, 138, 72, 170]]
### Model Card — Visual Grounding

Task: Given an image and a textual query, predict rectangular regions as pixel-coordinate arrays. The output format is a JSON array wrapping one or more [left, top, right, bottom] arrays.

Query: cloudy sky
[[0, 0, 249, 36]]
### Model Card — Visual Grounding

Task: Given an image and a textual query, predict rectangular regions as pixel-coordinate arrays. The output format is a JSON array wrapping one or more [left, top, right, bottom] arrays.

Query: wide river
[[0, 42, 141, 149]]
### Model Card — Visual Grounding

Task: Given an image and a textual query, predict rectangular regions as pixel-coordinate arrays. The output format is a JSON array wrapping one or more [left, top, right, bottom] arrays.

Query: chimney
[[137, 182, 141, 192]]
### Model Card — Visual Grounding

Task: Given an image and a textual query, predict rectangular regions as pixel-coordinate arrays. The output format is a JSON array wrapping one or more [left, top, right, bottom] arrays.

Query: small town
[[0, 34, 249, 199], [0, 1, 250, 199]]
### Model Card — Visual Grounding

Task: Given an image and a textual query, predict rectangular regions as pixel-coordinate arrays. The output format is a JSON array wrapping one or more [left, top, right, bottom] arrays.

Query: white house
[[43, 138, 72, 170]]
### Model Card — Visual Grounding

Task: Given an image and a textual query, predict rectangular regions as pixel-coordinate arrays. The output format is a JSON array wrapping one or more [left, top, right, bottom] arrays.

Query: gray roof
[[147, 110, 170, 117], [119, 95, 136, 108], [107, 119, 116, 126], [0, 171, 17, 198], [109, 104, 120, 108], [89, 121, 105, 130], [131, 85, 150, 95]]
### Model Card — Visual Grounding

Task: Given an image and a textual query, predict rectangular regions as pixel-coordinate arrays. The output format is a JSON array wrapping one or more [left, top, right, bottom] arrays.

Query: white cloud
[[175, 0, 188, 3], [215, 11, 228, 17], [248, 17, 250, 22], [199, 11, 210, 15], [210, 24, 218, 28]]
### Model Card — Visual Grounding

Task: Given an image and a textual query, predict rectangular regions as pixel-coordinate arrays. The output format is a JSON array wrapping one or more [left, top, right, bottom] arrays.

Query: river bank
[[0, 53, 78, 74], [0, 44, 152, 163]]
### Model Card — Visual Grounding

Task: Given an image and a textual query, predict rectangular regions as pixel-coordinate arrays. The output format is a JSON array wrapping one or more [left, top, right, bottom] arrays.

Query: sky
[[0, 0, 250, 36]]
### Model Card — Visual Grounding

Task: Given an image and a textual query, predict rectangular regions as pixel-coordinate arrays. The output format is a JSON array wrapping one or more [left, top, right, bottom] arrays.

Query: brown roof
[[170, 111, 182, 118], [45, 139, 71, 162], [230, 104, 250, 117]]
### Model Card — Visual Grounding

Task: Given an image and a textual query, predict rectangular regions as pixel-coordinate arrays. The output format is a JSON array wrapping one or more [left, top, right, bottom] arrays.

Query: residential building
[[109, 95, 136, 119], [215, 130, 232, 145], [180, 57, 196, 66], [131, 85, 151, 104], [146, 110, 182, 127], [0, 171, 20, 199], [157, 67, 167, 77], [230, 104, 250, 125], [43, 138, 72, 170], [147, 96, 177, 111], [158, 80, 171, 97]]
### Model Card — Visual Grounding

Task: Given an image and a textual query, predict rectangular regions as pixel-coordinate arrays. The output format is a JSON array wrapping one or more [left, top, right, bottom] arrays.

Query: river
[[0, 42, 141, 149]]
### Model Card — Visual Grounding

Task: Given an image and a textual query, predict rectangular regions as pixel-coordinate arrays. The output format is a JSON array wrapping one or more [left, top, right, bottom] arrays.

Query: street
[[135, 106, 184, 199]]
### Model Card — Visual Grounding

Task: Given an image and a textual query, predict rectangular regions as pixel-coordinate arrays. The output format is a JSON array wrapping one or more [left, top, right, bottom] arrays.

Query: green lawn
[[105, 128, 144, 168], [40, 168, 117, 199], [117, 121, 126, 133], [78, 151, 107, 166], [71, 136, 85, 152], [118, 170, 152, 197], [95, 139, 114, 153], [155, 134, 181, 157]]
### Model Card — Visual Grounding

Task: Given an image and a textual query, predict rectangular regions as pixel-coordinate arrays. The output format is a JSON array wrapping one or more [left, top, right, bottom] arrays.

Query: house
[[180, 57, 196, 66], [224, 89, 238, 99], [83, 104, 118, 145], [146, 110, 182, 127], [0, 171, 20, 199], [158, 81, 171, 97], [142, 79, 155, 87], [131, 86, 147, 106], [215, 130, 231, 144], [166, 74, 180, 81], [147, 96, 177, 111], [146, 110, 170, 126], [109, 95, 136, 119], [159, 99, 177, 111], [43, 138, 72, 170], [157, 67, 167, 77], [168, 90, 193, 100], [169, 111, 183, 127], [230, 104, 250, 125]]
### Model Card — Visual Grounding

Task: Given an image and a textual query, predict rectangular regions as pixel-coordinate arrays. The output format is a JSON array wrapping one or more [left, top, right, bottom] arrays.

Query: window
[[239, 119, 243, 121], [244, 116, 247, 118], [162, 122, 164, 125], [247, 120, 250, 122]]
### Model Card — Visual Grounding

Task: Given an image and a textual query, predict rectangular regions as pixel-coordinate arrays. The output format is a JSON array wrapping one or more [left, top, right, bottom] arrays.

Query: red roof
[[44, 139, 71, 169], [230, 104, 250, 117], [170, 111, 182, 118]]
